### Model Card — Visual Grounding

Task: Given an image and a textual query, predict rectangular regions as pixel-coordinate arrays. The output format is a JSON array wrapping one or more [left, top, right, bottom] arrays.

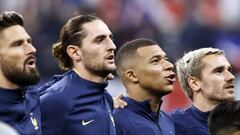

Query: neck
[[150, 98, 161, 112], [73, 67, 106, 83], [193, 102, 217, 112], [193, 93, 219, 112], [127, 85, 162, 112], [0, 72, 18, 89]]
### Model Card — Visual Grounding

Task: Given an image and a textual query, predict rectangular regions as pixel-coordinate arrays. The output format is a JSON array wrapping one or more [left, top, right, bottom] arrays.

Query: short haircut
[[52, 14, 99, 70], [176, 47, 224, 100], [208, 100, 240, 135], [115, 38, 158, 77], [0, 11, 23, 32]]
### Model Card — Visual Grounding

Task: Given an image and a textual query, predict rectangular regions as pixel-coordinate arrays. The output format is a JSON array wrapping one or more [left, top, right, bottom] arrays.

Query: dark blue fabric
[[170, 105, 210, 135], [113, 97, 175, 135], [39, 70, 116, 135], [0, 87, 41, 135]]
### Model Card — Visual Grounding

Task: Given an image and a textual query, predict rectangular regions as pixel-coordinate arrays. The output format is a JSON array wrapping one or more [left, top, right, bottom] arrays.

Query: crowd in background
[[1, 0, 240, 111]]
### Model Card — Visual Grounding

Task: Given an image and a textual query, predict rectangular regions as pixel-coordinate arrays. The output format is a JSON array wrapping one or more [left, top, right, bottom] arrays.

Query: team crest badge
[[30, 113, 39, 130]]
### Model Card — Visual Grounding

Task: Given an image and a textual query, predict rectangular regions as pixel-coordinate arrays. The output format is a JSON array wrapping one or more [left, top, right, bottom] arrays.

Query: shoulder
[[39, 76, 73, 117], [39, 71, 75, 103], [169, 108, 190, 119], [113, 108, 134, 126], [169, 108, 209, 134], [40, 80, 72, 133], [114, 108, 131, 120], [113, 108, 142, 135], [40, 83, 72, 115], [114, 107, 147, 127], [173, 125, 209, 135], [160, 110, 172, 118], [169, 108, 195, 127], [160, 111, 174, 124], [38, 71, 73, 95], [159, 111, 175, 134]]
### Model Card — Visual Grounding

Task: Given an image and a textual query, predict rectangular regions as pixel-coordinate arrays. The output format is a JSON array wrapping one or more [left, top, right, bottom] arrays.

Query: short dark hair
[[52, 14, 99, 70], [115, 38, 158, 76], [0, 11, 24, 32], [208, 100, 240, 135]]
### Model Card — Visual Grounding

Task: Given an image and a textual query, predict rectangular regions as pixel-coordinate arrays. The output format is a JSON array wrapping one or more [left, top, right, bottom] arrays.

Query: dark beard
[[2, 63, 40, 86]]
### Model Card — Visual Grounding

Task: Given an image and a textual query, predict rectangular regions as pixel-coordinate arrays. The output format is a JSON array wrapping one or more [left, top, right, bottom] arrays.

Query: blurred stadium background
[[1, 0, 239, 112]]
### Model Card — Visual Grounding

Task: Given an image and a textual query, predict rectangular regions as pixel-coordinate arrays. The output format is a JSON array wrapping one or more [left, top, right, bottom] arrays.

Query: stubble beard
[[85, 61, 116, 79]]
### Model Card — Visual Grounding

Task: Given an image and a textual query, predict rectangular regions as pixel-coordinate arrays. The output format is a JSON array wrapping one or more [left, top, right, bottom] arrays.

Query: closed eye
[[213, 66, 224, 73], [151, 58, 160, 64], [94, 35, 106, 43], [11, 40, 23, 47], [150, 55, 168, 64]]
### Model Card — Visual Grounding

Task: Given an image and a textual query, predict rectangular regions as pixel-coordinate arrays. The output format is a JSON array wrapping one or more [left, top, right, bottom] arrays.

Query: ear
[[125, 70, 138, 83], [66, 45, 82, 61], [188, 76, 201, 92]]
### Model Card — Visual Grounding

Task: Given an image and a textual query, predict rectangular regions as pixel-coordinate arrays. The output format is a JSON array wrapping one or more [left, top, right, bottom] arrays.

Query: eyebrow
[[93, 35, 106, 41], [9, 37, 31, 45], [212, 65, 232, 72], [9, 39, 23, 45], [93, 33, 113, 40], [150, 54, 166, 60]]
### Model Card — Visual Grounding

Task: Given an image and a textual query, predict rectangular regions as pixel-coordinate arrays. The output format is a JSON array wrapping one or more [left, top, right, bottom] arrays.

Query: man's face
[[80, 19, 116, 77], [133, 45, 176, 96], [0, 25, 40, 86], [199, 54, 235, 103]]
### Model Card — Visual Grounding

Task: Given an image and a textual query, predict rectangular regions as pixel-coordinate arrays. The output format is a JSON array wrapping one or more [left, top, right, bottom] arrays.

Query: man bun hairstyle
[[53, 15, 99, 70]]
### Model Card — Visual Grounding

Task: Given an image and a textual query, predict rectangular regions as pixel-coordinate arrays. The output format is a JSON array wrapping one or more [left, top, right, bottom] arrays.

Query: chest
[[63, 94, 116, 135], [0, 94, 41, 135]]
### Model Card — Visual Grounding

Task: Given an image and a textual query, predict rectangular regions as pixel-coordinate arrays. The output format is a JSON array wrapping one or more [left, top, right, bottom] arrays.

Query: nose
[[226, 71, 235, 82], [107, 37, 116, 51], [26, 43, 36, 54], [164, 60, 174, 71]]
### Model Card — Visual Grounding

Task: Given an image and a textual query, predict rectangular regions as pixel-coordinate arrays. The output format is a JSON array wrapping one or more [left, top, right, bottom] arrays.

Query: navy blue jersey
[[0, 87, 41, 135], [113, 97, 175, 135], [169, 105, 210, 135], [39, 70, 116, 135]]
